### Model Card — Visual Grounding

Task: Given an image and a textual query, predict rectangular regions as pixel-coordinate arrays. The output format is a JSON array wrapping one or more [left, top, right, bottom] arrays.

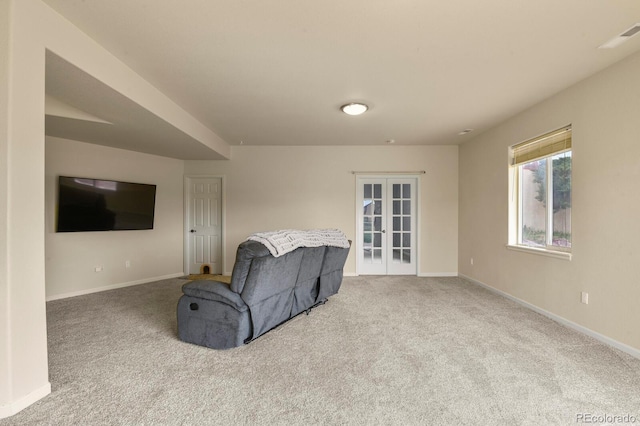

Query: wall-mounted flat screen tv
[[57, 176, 157, 232]]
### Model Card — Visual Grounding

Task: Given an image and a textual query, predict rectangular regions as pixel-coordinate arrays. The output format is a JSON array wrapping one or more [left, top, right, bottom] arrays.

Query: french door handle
[[381, 230, 386, 233]]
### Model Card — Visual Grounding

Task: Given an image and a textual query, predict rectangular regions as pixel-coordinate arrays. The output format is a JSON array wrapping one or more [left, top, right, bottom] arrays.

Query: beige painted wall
[[186, 145, 459, 276], [0, 0, 11, 408], [45, 137, 185, 299], [459, 50, 640, 352], [1, 0, 229, 416], [0, 0, 50, 416]]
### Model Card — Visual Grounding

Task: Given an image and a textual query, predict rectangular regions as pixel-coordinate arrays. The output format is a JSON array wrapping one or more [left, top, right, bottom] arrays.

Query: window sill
[[506, 244, 572, 261]]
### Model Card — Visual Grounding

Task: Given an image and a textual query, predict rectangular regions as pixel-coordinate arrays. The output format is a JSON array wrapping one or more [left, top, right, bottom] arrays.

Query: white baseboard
[[0, 382, 51, 419], [346, 272, 458, 277], [418, 272, 458, 277], [46, 272, 186, 301], [459, 274, 640, 360]]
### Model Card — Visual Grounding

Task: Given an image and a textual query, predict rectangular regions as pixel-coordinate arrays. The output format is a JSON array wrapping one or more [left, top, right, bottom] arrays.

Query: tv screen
[[57, 176, 156, 232]]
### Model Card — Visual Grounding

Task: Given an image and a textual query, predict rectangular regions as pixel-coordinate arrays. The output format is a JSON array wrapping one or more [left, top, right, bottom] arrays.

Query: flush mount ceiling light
[[599, 23, 640, 49], [341, 103, 368, 116]]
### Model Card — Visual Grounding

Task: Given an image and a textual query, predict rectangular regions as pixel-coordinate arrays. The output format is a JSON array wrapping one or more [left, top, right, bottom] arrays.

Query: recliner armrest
[[182, 280, 248, 312]]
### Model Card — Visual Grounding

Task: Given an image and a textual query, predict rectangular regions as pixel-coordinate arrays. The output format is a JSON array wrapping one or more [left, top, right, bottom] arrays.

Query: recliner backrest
[[291, 246, 326, 315], [227, 240, 349, 340], [229, 240, 271, 294], [316, 242, 351, 301], [229, 240, 305, 339], [239, 249, 303, 308]]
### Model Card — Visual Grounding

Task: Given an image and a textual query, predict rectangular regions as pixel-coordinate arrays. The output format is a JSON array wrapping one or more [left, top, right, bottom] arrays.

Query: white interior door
[[186, 177, 222, 274], [357, 177, 417, 275]]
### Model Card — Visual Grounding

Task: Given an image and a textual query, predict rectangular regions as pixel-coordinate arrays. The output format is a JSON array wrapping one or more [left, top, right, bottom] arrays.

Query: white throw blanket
[[247, 229, 350, 257]]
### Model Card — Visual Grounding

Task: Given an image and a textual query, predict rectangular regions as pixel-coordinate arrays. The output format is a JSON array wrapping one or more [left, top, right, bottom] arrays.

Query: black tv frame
[[56, 176, 157, 232]]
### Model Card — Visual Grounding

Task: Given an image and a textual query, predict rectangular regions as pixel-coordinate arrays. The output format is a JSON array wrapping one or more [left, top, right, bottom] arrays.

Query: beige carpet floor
[[2, 276, 639, 425]]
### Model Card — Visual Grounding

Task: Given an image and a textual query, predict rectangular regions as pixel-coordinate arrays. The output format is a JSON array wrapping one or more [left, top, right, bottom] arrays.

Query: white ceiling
[[42, 0, 640, 154]]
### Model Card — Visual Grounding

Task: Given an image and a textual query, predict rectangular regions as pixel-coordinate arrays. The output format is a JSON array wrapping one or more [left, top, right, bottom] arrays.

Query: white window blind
[[512, 126, 572, 166]]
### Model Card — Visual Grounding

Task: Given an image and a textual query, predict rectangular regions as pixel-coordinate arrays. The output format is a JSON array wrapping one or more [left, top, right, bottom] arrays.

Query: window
[[510, 126, 572, 254]]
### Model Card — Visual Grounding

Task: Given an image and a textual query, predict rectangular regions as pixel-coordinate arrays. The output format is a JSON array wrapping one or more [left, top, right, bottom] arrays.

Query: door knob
[[190, 229, 196, 233]]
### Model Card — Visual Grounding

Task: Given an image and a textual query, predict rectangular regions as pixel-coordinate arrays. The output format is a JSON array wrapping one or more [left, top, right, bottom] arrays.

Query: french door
[[357, 177, 417, 275]]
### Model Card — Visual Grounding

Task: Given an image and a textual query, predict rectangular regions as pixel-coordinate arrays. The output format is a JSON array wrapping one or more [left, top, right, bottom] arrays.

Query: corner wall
[[186, 145, 459, 276], [0, 0, 50, 417], [0, 0, 13, 410], [458, 50, 640, 352], [45, 137, 185, 299], [1, 0, 227, 416]]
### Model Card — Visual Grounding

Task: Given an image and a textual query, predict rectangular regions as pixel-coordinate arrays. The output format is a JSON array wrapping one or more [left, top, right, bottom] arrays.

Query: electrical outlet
[[581, 292, 589, 304], [125, 260, 131, 268], [95, 266, 103, 273]]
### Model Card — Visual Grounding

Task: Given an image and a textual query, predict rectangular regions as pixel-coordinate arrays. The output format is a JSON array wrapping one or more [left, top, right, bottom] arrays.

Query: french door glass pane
[[402, 200, 411, 214], [364, 217, 372, 228], [393, 249, 401, 263], [390, 182, 412, 266], [393, 200, 400, 214], [363, 184, 373, 263], [363, 183, 385, 264]]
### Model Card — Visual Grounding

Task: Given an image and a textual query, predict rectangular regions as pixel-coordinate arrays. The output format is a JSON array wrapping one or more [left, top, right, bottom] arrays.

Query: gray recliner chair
[[177, 240, 350, 349]]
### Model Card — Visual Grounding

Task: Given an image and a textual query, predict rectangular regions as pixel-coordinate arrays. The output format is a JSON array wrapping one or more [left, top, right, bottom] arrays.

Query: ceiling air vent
[[599, 23, 640, 49], [621, 25, 640, 38]]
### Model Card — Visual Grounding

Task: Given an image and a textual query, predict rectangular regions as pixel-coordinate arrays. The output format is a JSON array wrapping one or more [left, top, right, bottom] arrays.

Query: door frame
[[183, 175, 227, 276], [355, 174, 421, 276]]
